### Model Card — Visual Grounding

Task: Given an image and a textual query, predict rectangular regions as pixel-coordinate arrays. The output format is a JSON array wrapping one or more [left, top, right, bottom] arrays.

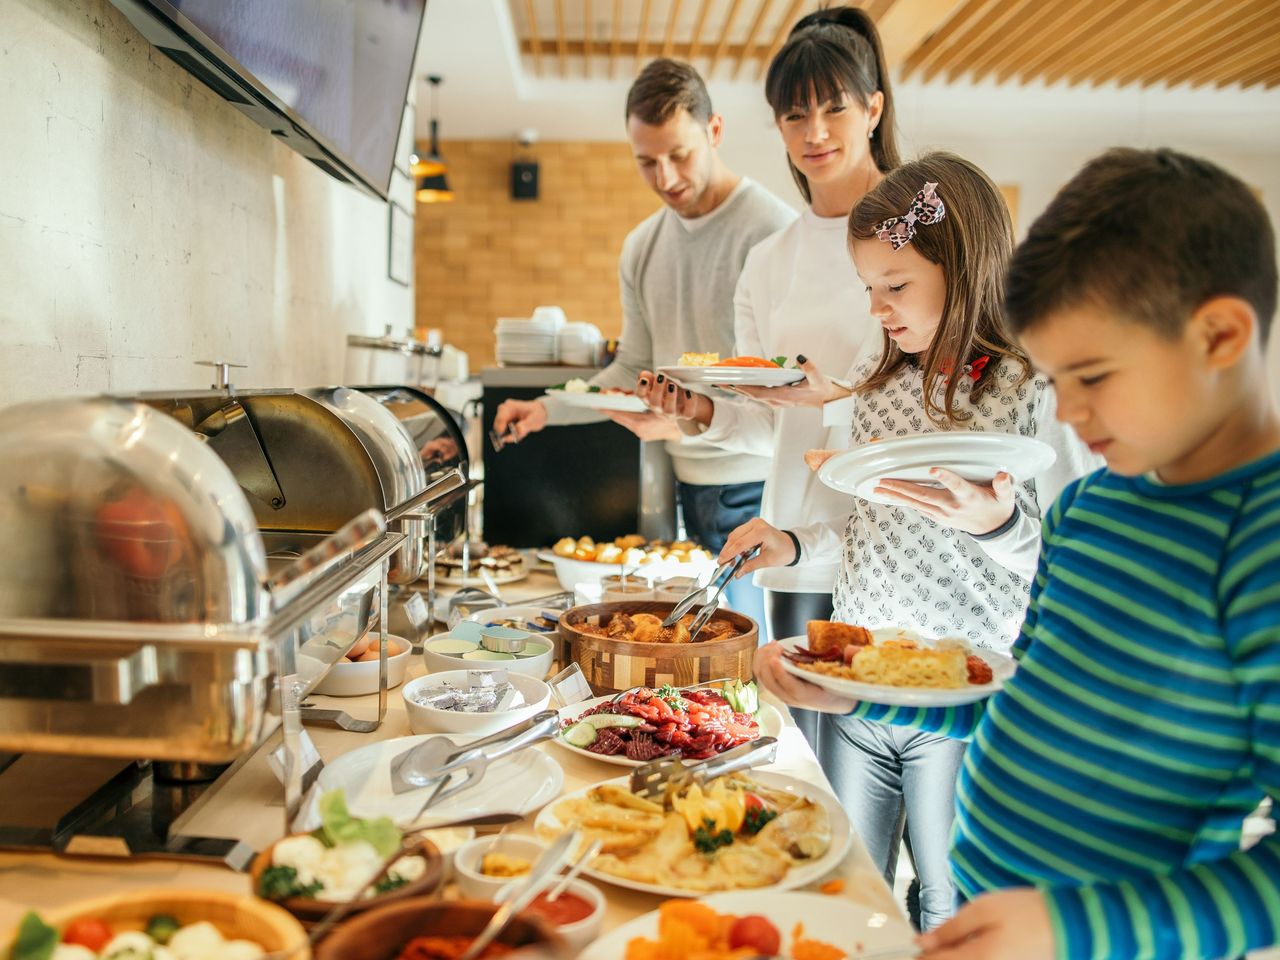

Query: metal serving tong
[[661, 545, 762, 639], [388, 709, 560, 804], [630, 735, 778, 800]]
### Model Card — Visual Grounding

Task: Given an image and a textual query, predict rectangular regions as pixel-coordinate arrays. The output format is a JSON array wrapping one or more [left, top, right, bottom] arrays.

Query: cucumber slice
[[576, 713, 643, 730], [561, 722, 598, 747]]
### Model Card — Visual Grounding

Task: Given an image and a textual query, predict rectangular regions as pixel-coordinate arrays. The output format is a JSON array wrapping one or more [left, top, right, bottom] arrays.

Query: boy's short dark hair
[[1005, 148, 1277, 341], [625, 58, 713, 126]]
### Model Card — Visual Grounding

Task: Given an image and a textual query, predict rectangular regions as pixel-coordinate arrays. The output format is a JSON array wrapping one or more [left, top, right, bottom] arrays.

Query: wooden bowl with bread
[[558, 601, 758, 696]]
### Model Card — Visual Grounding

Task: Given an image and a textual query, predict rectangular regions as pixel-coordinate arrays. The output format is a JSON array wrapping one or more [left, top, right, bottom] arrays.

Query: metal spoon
[[542, 838, 603, 902]]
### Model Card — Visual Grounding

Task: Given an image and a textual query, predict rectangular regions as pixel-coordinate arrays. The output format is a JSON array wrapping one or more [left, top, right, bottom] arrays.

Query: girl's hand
[[804, 448, 840, 472], [874, 468, 1017, 536], [718, 517, 795, 576], [753, 643, 862, 714], [917, 888, 1054, 960], [730, 356, 851, 409], [635, 371, 712, 425]]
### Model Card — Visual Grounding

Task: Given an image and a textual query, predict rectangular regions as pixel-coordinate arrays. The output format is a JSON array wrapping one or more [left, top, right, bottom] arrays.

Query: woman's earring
[[868, 128, 876, 140]]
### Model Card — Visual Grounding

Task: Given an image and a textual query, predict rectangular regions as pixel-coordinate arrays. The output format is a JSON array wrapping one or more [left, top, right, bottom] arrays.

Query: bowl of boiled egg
[[421, 621, 554, 679], [312, 634, 412, 697]]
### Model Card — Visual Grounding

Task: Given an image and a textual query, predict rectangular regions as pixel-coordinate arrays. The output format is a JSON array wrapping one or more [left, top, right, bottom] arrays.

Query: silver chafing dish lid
[[0, 398, 269, 625]]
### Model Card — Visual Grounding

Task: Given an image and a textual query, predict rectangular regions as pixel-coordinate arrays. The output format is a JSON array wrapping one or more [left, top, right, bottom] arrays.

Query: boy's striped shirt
[[852, 451, 1280, 959]]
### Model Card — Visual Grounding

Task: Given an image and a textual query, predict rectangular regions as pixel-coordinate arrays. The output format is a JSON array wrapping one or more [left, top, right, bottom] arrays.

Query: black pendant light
[[414, 75, 453, 203]]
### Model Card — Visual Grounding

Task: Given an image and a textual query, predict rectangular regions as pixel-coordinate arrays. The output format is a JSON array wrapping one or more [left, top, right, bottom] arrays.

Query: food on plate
[[550, 535, 711, 566], [626, 903, 845, 960], [549, 379, 636, 397], [560, 682, 761, 760], [10, 912, 267, 960], [479, 851, 531, 878], [710, 356, 789, 368], [396, 937, 514, 960], [540, 773, 831, 892], [786, 622, 995, 688], [435, 541, 524, 580], [337, 635, 404, 665], [677, 352, 720, 366], [258, 790, 428, 902], [573, 611, 738, 646]]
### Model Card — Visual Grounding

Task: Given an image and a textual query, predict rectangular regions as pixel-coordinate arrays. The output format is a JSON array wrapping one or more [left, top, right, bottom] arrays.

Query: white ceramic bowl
[[453, 834, 548, 901], [401, 669, 552, 736], [422, 621, 554, 679], [523, 878, 606, 955], [312, 635, 411, 697], [543, 552, 716, 592]]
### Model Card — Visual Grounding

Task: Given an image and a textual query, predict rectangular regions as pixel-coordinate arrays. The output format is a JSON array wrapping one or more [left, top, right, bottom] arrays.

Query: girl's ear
[[1191, 295, 1258, 371]]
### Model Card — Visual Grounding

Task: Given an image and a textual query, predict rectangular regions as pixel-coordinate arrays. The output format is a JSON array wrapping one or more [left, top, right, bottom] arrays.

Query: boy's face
[[850, 238, 947, 355], [1020, 306, 1218, 478], [627, 109, 722, 218]]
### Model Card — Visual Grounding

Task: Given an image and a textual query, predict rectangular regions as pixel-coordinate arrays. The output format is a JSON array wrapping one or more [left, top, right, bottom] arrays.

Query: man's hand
[[731, 356, 850, 409], [493, 398, 549, 443], [874, 468, 1017, 536], [917, 889, 1055, 960], [635, 370, 712, 426], [602, 409, 684, 441], [753, 642, 862, 713], [718, 517, 797, 576]]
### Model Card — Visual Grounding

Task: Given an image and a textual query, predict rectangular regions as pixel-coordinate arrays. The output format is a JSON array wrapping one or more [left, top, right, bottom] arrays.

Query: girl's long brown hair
[[765, 6, 900, 203], [850, 152, 1029, 428]]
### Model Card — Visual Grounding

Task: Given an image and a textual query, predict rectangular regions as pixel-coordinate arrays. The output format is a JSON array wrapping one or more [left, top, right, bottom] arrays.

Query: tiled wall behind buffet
[[414, 140, 661, 368]]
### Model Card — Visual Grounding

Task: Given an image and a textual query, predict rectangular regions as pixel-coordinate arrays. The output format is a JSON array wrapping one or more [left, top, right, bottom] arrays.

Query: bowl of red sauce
[[517, 880, 605, 954]]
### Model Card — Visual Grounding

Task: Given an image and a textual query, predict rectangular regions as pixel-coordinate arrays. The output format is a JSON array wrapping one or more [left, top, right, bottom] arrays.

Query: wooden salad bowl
[[558, 600, 758, 695]]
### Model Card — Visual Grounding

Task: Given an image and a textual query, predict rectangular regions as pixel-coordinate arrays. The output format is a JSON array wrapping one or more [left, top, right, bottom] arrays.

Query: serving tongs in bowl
[[661, 545, 761, 640], [629, 734, 778, 800]]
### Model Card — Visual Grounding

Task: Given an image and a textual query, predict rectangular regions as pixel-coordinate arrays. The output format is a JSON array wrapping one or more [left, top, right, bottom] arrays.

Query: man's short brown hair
[[625, 58, 713, 126]]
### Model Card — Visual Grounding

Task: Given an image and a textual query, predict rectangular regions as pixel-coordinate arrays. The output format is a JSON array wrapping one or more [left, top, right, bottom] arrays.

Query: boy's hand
[[917, 888, 1054, 960], [753, 642, 862, 714], [874, 468, 1017, 536]]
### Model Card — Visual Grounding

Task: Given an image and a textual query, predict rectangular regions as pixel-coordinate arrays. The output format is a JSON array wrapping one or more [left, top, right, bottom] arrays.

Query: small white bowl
[[453, 834, 547, 901], [312, 635, 411, 697], [401, 669, 552, 736], [422, 623, 554, 679], [521, 878, 606, 955]]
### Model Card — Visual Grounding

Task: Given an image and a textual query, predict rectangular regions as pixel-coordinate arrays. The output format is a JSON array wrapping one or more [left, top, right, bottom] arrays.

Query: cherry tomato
[[728, 915, 781, 955], [63, 918, 113, 952], [743, 793, 766, 814]]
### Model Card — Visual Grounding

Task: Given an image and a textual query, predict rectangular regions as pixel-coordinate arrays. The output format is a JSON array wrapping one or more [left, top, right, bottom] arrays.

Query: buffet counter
[[0, 570, 905, 939]]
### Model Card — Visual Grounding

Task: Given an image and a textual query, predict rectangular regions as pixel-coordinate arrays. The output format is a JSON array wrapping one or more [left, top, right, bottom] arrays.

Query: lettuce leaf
[[10, 913, 57, 960], [317, 789, 402, 858]]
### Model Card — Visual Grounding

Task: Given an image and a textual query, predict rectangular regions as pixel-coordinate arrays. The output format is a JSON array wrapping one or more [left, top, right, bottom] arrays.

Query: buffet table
[[0, 570, 907, 940]]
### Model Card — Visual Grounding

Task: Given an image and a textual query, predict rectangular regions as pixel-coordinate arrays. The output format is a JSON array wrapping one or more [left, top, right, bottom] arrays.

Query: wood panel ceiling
[[507, 0, 1280, 89]]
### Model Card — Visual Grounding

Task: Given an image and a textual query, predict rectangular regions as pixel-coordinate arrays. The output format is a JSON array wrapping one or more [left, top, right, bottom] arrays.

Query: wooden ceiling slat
[[1225, 59, 1280, 88], [878, 0, 968, 71], [921, 0, 1023, 83], [523, 36, 825, 63], [1042, 0, 1201, 86], [709, 0, 746, 77], [662, 0, 683, 58], [998, 0, 1127, 83], [609, 0, 621, 77], [554, 0, 568, 77], [688, 0, 714, 64], [964, 0, 1081, 83], [902, 0, 1001, 78], [734, 0, 774, 79], [1088, 0, 1271, 87], [1212, 40, 1280, 87], [756, 0, 806, 79], [1154, 12, 1280, 88], [1169, 32, 1280, 90], [523, 0, 543, 76], [635, 0, 653, 68]]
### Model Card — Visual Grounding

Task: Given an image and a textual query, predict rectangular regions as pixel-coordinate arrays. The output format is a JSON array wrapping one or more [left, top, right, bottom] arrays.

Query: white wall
[[0, 0, 416, 407]]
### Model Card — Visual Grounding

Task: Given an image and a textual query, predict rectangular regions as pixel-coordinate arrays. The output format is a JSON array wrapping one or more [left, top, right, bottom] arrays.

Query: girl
[[634, 5, 896, 742], [718, 152, 1099, 929]]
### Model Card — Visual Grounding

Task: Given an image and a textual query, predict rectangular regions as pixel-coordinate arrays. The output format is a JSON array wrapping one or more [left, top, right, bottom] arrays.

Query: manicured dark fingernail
[[796, 354, 808, 364], [667, 382, 675, 393], [639, 379, 648, 387], [657, 374, 665, 383], [684, 389, 692, 399]]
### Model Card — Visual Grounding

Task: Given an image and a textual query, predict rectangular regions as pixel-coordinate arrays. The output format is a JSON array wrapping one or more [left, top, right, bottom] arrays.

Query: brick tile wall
[[414, 140, 661, 369]]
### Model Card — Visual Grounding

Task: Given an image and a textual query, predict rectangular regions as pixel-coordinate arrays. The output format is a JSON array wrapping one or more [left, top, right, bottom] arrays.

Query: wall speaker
[[511, 161, 539, 200]]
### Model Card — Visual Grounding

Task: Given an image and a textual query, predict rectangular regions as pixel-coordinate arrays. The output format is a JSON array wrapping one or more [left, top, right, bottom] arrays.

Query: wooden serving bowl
[[559, 600, 758, 695], [314, 897, 565, 960], [4, 889, 307, 958], [249, 836, 445, 924]]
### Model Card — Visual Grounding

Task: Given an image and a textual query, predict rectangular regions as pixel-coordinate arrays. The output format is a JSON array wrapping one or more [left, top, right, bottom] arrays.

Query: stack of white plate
[[557, 322, 603, 366], [495, 314, 560, 365]]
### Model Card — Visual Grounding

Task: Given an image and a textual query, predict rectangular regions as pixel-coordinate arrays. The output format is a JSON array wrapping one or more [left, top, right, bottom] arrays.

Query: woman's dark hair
[[625, 58, 714, 125], [850, 152, 1029, 428], [765, 6, 899, 203]]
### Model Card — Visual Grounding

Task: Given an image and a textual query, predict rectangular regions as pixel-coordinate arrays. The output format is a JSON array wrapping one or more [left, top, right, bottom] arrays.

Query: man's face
[[627, 109, 721, 218], [1020, 305, 1217, 478]]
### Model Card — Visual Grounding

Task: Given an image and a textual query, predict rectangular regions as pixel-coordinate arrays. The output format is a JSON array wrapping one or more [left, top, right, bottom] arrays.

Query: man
[[494, 58, 795, 622]]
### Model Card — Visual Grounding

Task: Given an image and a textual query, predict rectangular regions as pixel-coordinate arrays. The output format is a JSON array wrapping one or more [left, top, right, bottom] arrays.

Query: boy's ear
[[1191, 295, 1258, 371]]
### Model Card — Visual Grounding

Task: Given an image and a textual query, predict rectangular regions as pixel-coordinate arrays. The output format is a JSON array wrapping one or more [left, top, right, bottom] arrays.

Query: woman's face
[[850, 237, 947, 355], [776, 90, 881, 190]]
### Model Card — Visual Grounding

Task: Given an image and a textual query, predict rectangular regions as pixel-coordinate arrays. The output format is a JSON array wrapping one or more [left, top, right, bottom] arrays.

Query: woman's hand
[[718, 517, 797, 576], [730, 356, 851, 409], [917, 888, 1054, 960], [754, 643, 861, 714], [635, 371, 712, 426], [874, 468, 1017, 536]]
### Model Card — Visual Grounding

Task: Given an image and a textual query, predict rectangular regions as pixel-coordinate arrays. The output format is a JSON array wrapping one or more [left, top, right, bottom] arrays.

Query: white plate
[[434, 565, 530, 587], [657, 365, 805, 387], [307, 732, 564, 829], [463, 605, 560, 633], [534, 769, 852, 898], [579, 890, 913, 960], [544, 390, 648, 413], [551, 695, 784, 767], [777, 634, 1015, 707], [818, 433, 1057, 505], [536, 551, 716, 591]]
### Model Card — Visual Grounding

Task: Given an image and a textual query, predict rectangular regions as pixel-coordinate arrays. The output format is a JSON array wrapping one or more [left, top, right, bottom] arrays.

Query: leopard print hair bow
[[874, 181, 946, 250]]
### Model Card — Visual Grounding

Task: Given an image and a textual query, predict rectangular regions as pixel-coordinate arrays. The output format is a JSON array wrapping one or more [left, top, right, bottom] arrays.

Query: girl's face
[[776, 91, 879, 190], [850, 237, 947, 355]]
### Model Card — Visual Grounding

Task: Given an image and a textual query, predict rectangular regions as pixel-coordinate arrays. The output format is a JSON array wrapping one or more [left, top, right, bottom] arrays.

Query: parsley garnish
[[770, 356, 787, 368], [656, 684, 686, 711], [693, 817, 735, 854], [258, 864, 324, 900], [374, 873, 412, 894], [744, 806, 779, 835]]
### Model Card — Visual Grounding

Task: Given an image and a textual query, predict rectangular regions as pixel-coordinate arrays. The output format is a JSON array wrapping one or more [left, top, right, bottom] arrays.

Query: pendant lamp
[[415, 76, 453, 203]]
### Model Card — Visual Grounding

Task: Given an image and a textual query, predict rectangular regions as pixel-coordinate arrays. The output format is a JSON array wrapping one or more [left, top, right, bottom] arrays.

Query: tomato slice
[[728, 915, 781, 954], [63, 918, 113, 953]]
